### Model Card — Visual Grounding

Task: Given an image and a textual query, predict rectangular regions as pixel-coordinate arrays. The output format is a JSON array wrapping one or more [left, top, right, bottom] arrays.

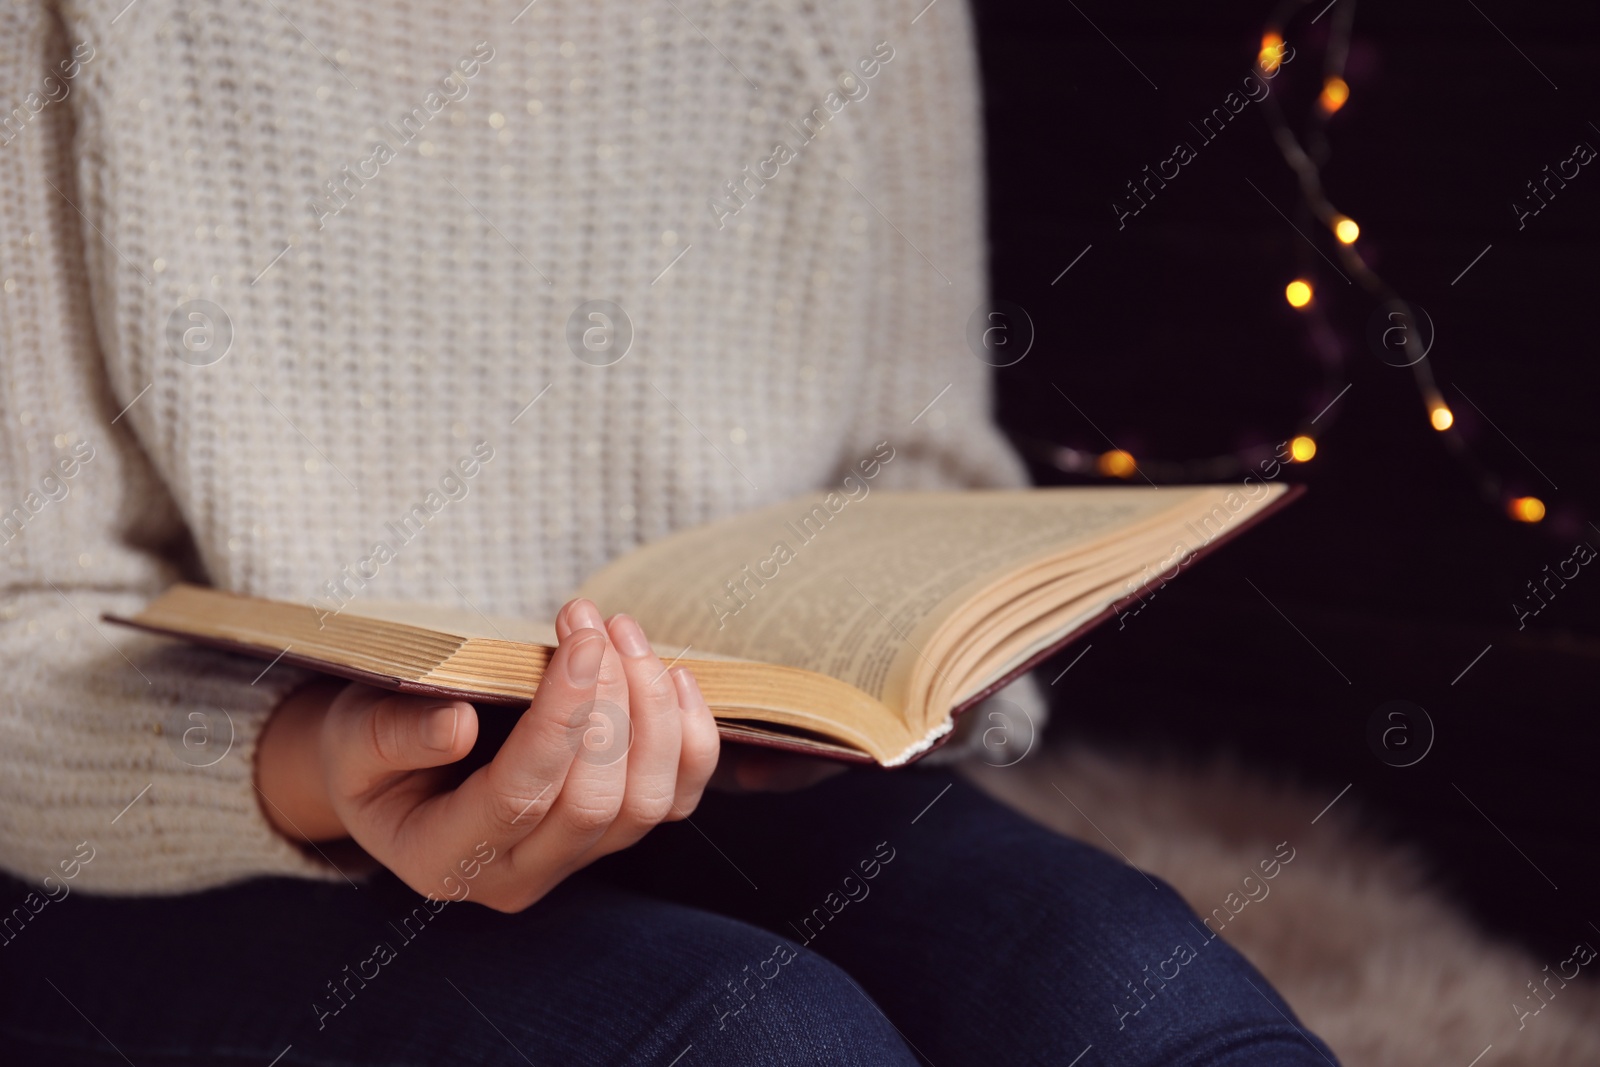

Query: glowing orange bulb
[[1289, 435, 1317, 462], [1508, 496, 1546, 523], [1259, 33, 1285, 73], [1429, 405, 1454, 431], [1319, 77, 1350, 113], [1285, 279, 1313, 308], [1097, 450, 1137, 478], [1333, 216, 1360, 244]]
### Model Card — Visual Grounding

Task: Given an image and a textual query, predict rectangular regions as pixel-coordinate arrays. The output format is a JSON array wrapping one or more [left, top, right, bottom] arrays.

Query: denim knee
[[689, 937, 920, 1067], [983, 834, 1337, 1064], [828, 800, 1339, 1066]]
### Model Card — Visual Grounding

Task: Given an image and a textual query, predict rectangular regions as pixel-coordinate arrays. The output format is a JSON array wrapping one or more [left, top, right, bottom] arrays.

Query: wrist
[[255, 678, 348, 842]]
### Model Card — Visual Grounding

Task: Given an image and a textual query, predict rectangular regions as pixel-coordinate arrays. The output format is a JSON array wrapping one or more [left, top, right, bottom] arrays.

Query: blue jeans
[[0, 769, 1338, 1065]]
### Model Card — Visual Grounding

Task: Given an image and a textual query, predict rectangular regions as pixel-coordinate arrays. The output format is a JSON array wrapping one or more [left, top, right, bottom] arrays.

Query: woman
[[0, 1, 1337, 1063]]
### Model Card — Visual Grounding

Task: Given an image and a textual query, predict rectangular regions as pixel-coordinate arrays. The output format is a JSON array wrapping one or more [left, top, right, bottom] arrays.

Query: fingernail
[[572, 599, 605, 632], [671, 666, 702, 708], [566, 632, 606, 687], [423, 704, 459, 752], [611, 614, 651, 658]]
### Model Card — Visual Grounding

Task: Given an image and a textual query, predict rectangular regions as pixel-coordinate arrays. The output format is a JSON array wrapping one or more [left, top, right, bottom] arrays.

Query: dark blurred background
[[972, 0, 1599, 962]]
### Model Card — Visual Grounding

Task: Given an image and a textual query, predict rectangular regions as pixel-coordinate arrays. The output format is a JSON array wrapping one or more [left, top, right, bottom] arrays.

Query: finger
[[666, 666, 719, 819], [587, 614, 682, 851], [425, 606, 611, 852], [554, 597, 579, 642], [519, 607, 634, 860], [323, 685, 479, 793]]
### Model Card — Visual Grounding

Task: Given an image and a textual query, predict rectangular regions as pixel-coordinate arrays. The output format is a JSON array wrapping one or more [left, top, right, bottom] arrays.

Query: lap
[[0, 870, 916, 1066], [594, 767, 1339, 1066], [0, 766, 1339, 1066]]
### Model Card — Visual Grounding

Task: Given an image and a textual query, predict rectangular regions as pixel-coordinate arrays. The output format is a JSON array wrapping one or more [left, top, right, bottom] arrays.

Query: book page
[[578, 486, 1213, 712], [341, 599, 561, 646], [340, 598, 731, 665]]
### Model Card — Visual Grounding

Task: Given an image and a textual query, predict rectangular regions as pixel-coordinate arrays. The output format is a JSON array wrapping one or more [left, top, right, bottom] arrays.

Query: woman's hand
[[255, 598, 720, 911]]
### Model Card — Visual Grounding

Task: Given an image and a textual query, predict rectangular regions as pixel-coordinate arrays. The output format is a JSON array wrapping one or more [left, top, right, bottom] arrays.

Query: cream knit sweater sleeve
[[0, 2, 338, 891]]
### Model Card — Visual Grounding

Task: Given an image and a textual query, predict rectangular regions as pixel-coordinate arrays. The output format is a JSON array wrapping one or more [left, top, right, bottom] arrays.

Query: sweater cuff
[[1, 605, 374, 894]]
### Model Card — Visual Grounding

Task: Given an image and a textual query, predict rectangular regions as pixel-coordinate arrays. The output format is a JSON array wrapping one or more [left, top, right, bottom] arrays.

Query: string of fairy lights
[[1023, 0, 1558, 527]]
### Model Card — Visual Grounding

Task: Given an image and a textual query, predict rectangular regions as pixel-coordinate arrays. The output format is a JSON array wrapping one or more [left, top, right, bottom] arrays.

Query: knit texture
[[0, 0, 1027, 893]]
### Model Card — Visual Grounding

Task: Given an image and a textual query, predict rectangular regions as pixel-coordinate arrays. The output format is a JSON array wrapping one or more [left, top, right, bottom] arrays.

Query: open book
[[109, 484, 1297, 766]]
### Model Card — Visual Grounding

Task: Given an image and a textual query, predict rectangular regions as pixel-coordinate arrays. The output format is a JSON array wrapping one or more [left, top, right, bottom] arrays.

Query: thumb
[[327, 685, 480, 786]]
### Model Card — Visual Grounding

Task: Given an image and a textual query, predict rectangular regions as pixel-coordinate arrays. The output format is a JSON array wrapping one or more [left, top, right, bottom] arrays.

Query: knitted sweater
[[0, 0, 1028, 893]]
